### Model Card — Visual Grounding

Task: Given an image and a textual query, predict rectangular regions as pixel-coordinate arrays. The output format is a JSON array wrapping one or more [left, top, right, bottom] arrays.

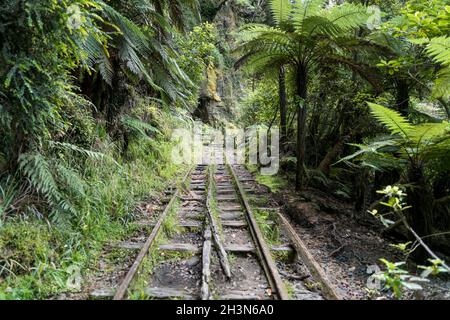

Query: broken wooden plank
[[201, 225, 212, 300], [225, 243, 255, 253], [144, 287, 195, 300], [159, 243, 200, 253], [207, 166, 232, 279], [90, 288, 115, 300], [221, 220, 247, 227]]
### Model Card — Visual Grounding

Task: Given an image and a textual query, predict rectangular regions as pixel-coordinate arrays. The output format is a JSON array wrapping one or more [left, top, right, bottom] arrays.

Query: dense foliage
[[237, 0, 450, 256], [0, 0, 449, 300], [0, 0, 212, 299]]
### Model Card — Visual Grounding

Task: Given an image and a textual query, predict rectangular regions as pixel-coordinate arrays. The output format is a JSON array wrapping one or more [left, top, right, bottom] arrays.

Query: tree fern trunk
[[407, 165, 434, 261], [296, 64, 308, 191], [395, 78, 410, 117], [279, 66, 287, 152]]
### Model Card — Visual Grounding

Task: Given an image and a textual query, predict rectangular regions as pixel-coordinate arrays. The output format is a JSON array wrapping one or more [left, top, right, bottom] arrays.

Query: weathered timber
[[201, 225, 212, 300], [144, 287, 195, 299], [159, 243, 200, 252], [224, 243, 255, 253], [206, 166, 232, 279], [220, 212, 243, 220], [277, 211, 343, 300], [220, 290, 260, 300], [221, 220, 247, 227], [218, 204, 242, 211]]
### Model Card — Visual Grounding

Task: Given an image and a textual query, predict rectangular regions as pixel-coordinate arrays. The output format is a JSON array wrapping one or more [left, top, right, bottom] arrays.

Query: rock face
[[195, 0, 241, 127], [195, 63, 222, 124]]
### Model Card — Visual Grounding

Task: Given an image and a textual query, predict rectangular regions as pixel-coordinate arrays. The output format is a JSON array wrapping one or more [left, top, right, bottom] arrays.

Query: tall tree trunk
[[296, 64, 308, 190], [395, 78, 410, 116], [279, 66, 287, 152]]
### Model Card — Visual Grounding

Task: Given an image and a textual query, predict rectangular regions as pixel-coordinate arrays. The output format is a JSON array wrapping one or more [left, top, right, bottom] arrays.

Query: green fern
[[368, 102, 414, 138], [18, 153, 61, 204], [121, 116, 161, 138], [426, 36, 450, 66], [292, 0, 327, 29], [0, 176, 17, 225], [343, 103, 450, 172], [54, 162, 86, 198], [324, 3, 369, 32], [270, 0, 294, 25], [48, 141, 109, 162], [433, 67, 450, 98]]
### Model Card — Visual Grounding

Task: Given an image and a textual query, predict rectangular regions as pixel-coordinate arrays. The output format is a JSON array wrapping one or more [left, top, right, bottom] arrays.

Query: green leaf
[[270, 0, 294, 25], [368, 102, 414, 138]]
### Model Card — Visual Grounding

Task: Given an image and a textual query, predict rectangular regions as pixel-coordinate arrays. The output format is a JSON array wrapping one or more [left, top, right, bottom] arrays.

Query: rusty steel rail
[[227, 164, 289, 300], [113, 167, 194, 300]]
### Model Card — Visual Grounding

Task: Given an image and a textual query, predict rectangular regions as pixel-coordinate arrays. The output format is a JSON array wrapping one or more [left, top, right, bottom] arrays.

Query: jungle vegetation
[[0, 0, 449, 299]]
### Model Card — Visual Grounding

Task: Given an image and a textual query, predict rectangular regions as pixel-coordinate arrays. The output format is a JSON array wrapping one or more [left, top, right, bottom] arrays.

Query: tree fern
[[343, 103, 450, 173]]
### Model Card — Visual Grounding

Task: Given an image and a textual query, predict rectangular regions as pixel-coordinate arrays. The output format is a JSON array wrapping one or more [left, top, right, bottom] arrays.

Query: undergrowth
[[0, 118, 185, 299], [246, 164, 287, 193]]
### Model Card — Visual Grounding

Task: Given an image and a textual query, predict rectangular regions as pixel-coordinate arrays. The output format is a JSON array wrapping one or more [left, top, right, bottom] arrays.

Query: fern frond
[[54, 162, 86, 198], [336, 139, 397, 163], [121, 116, 161, 138], [410, 122, 449, 145], [97, 53, 114, 86], [270, 0, 294, 25], [18, 153, 61, 204], [368, 102, 414, 138], [101, 3, 150, 54], [292, 0, 328, 30], [293, 2, 368, 38], [426, 36, 450, 66], [432, 66, 450, 99], [48, 141, 108, 162], [325, 3, 369, 31]]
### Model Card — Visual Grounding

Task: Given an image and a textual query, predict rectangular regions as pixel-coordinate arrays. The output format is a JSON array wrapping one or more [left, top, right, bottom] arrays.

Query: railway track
[[91, 145, 341, 300]]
